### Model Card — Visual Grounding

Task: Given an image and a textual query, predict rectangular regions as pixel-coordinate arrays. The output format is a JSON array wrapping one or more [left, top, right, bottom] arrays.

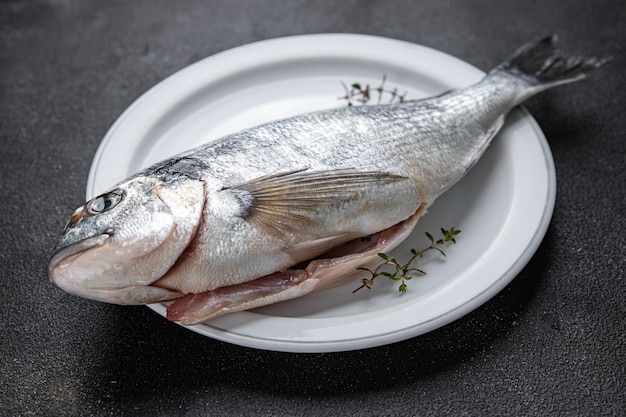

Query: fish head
[[49, 175, 205, 304]]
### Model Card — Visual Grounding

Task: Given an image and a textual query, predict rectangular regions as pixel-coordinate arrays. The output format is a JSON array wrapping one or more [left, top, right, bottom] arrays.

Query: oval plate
[[88, 34, 555, 353]]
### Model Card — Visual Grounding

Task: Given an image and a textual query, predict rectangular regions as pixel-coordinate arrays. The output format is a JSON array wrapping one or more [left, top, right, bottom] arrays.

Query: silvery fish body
[[49, 36, 605, 324]]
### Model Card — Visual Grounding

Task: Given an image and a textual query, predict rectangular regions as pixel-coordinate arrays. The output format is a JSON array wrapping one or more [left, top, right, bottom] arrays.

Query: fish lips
[[48, 233, 183, 305], [48, 233, 111, 292], [49, 234, 110, 274]]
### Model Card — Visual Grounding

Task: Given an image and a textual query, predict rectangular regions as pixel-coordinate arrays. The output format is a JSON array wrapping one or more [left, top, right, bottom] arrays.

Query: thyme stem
[[339, 75, 408, 106], [353, 227, 461, 294]]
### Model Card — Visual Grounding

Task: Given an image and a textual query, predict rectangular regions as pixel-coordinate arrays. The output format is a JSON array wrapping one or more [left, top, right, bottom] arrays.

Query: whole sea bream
[[49, 36, 606, 325]]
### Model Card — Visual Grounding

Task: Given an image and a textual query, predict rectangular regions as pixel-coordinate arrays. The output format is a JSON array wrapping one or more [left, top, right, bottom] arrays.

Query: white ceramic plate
[[87, 34, 555, 353]]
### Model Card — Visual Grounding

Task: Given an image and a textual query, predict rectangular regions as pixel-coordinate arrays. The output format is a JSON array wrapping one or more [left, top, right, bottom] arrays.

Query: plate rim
[[87, 34, 556, 352]]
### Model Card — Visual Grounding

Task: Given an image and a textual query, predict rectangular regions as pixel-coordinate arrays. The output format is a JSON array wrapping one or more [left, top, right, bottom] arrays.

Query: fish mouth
[[49, 233, 184, 304], [48, 234, 111, 280]]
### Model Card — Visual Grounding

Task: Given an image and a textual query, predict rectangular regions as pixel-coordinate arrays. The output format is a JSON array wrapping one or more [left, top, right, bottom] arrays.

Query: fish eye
[[86, 189, 124, 215]]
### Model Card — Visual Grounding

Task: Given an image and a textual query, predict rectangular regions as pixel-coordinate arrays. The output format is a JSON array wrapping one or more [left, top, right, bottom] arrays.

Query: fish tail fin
[[494, 35, 610, 104]]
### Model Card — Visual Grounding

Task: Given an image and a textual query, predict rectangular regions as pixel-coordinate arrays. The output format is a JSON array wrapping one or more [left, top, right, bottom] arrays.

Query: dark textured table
[[1, 1, 624, 416]]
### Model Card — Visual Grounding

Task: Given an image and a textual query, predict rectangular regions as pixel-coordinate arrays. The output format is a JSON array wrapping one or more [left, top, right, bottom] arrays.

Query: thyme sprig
[[353, 227, 461, 294], [339, 75, 408, 106]]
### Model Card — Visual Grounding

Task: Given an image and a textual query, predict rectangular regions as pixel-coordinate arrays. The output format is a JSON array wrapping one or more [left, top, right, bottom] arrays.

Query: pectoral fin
[[224, 168, 407, 239]]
